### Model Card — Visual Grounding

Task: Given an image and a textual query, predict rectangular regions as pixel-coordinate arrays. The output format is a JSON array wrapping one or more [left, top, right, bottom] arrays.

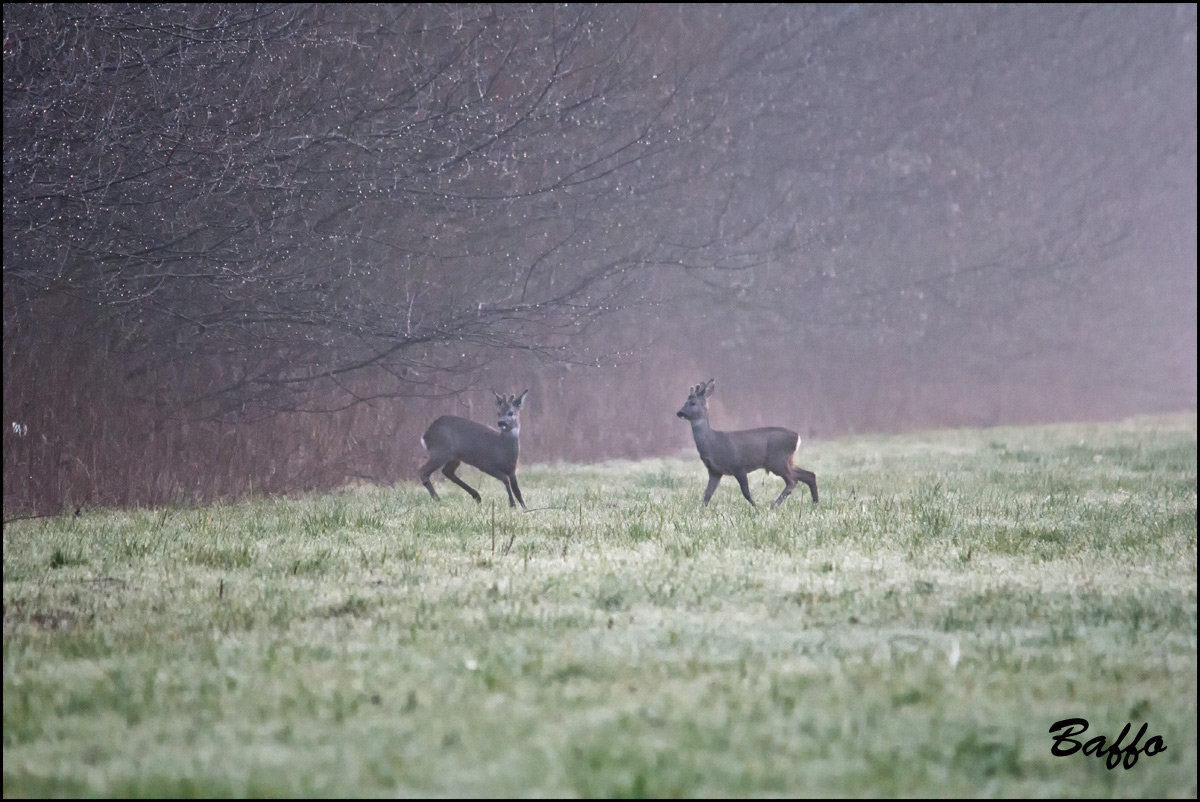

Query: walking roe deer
[[676, 379, 818, 507], [419, 390, 528, 509]]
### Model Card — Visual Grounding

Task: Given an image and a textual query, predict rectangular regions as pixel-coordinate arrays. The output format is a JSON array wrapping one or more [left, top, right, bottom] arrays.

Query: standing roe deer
[[676, 379, 818, 507], [419, 390, 528, 509]]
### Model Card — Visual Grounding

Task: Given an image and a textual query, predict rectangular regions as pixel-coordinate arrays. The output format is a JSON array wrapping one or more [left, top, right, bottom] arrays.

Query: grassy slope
[[3, 414, 1196, 797]]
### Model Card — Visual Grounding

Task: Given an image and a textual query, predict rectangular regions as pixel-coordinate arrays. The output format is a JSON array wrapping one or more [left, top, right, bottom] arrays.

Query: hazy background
[[4, 4, 1196, 514]]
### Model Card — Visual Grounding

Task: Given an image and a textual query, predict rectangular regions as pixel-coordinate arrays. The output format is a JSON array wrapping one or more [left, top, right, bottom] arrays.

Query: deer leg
[[442, 460, 482, 503], [773, 474, 796, 506], [418, 457, 445, 500], [794, 467, 818, 503], [702, 470, 723, 506], [508, 474, 527, 510], [734, 472, 757, 507], [768, 461, 797, 506], [479, 467, 520, 508]]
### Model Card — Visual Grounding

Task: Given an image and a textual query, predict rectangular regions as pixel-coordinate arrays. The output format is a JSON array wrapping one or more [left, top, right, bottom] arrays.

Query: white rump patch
[[420, 436, 427, 451]]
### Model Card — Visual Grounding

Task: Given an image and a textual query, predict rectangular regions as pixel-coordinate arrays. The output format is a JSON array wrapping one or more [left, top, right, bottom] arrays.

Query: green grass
[[4, 414, 1196, 797]]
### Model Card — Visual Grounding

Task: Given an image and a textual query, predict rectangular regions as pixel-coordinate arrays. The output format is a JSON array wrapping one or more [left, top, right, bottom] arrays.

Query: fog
[[4, 4, 1195, 513]]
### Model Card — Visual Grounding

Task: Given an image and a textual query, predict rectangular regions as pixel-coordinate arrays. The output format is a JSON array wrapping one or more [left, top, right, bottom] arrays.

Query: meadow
[[3, 414, 1196, 797]]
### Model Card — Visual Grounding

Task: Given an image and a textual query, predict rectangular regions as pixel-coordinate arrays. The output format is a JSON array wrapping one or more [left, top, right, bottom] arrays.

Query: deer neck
[[498, 427, 520, 458], [687, 414, 718, 453]]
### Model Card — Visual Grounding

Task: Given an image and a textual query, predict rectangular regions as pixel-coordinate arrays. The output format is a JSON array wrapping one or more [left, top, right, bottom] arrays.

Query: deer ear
[[514, 389, 528, 408], [493, 390, 504, 405], [703, 379, 715, 396]]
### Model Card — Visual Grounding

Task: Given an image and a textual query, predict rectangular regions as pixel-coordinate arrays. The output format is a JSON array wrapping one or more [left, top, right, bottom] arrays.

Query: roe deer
[[419, 390, 528, 509], [676, 379, 818, 507]]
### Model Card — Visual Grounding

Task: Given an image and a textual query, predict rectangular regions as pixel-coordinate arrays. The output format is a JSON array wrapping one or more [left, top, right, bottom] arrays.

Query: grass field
[[3, 414, 1196, 797]]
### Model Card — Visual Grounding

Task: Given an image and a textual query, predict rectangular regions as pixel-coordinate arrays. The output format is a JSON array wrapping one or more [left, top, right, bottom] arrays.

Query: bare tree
[[3, 4, 727, 417], [4, 4, 1193, 514]]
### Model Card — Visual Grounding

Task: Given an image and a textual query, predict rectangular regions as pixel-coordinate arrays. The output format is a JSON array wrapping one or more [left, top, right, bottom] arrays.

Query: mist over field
[[4, 4, 1196, 514], [3, 416, 1197, 795]]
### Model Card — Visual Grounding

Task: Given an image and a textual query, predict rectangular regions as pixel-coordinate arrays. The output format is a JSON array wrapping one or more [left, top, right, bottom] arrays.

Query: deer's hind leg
[[793, 467, 818, 503], [442, 460, 483, 502], [766, 456, 798, 506], [771, 471, 797, 506], [419, 456, 445, 500]]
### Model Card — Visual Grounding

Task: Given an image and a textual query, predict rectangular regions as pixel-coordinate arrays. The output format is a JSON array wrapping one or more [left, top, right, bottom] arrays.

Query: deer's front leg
[[509, 474, 526, 510], [499, 475, 518, 508], [703, 470, 722, 506], [734, 472, 756, 506]]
